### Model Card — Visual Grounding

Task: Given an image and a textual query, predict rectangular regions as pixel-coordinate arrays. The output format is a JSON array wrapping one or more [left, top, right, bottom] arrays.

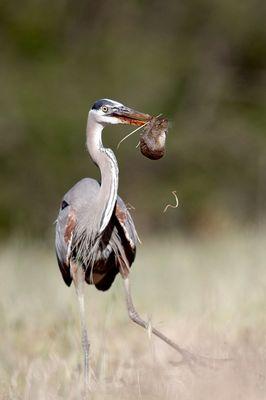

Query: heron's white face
[[89, 98, 151, 127]]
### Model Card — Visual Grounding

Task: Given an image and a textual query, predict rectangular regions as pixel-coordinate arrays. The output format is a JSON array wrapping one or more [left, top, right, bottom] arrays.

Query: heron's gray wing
[[55, 204, 76, 286]]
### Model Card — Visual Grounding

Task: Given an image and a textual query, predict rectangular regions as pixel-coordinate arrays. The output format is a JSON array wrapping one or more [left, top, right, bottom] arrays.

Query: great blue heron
[[55, 99, 201, 391]]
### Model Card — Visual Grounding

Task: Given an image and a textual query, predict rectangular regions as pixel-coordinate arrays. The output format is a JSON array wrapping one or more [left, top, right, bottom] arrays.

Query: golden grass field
[[0, 228, 266, 399]]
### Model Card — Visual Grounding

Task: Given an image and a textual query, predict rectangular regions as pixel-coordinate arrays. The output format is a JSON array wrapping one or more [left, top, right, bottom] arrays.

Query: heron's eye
[[102, 106, 108, 113]]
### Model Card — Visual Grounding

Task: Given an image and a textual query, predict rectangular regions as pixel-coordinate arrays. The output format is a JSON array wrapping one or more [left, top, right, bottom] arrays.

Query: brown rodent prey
[[140, 116, 168, 160]]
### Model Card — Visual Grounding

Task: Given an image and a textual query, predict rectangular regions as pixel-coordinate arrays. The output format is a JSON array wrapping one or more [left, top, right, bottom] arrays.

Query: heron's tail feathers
[[94, 267, 118, 291]]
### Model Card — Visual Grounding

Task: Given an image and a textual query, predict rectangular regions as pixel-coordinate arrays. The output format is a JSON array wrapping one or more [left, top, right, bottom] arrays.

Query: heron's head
[[89, 99, 151, 127]]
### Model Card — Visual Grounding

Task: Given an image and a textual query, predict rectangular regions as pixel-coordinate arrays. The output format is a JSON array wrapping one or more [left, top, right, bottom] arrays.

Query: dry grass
[[1, 228, 266, 399]]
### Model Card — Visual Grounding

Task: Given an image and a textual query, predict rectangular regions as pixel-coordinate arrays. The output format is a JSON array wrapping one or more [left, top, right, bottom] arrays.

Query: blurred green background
[[0, 0, 265, 239]]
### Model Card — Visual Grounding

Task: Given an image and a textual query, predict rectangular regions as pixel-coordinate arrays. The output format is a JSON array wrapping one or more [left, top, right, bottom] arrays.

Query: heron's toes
[[170, 348, 232, 372]]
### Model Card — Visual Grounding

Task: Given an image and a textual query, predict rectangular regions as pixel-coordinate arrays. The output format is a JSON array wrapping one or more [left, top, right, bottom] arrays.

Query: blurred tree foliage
[[0, 0, 265, 238]]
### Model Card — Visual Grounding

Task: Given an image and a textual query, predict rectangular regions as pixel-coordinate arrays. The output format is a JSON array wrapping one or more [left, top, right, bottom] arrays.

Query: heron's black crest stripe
[[61, 200, 69, 210], [92, 99, 118, 110]]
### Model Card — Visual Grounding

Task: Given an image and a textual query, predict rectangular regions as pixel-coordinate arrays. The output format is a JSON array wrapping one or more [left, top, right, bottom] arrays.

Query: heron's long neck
[[86, 118, 118, 234]]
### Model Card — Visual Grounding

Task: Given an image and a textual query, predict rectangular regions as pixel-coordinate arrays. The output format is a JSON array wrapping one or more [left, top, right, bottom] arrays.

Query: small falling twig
[[163, 191, 179, 213]]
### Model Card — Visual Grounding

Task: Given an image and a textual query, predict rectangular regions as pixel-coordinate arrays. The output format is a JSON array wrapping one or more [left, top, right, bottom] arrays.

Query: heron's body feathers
[[55, 178, 137, 290]]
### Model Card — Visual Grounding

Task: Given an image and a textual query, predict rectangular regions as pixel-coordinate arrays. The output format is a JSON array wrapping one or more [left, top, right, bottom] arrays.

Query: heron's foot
[[170, 347, 232, 372]]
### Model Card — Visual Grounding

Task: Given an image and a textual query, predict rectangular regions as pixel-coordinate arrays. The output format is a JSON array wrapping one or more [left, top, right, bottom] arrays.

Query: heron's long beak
[[112, 106, 151, 126]]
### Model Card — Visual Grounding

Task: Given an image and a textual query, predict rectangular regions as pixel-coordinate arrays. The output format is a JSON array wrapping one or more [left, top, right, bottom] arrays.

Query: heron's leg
[[71, 263, 90, 392], [123, 277, 215, 369]]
